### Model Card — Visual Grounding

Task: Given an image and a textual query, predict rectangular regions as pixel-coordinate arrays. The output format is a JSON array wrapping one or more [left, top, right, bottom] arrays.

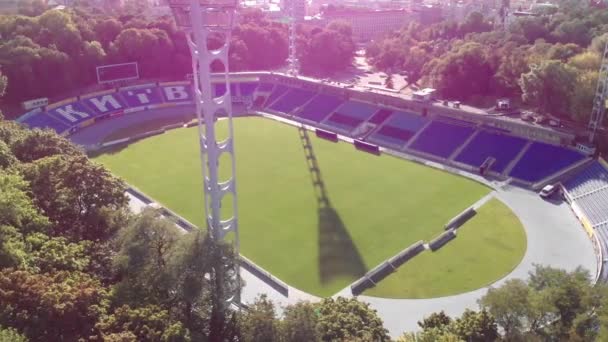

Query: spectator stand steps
[[448, 129, 480, 162], [501, 140, 533, 177]]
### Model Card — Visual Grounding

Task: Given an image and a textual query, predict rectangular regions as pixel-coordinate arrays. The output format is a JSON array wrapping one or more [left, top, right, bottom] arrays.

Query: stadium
[[16, 71, 606, 335]]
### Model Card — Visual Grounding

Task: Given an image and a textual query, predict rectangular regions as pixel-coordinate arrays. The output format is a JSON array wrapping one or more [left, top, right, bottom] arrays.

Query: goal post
[[96, 62, 139, 85]]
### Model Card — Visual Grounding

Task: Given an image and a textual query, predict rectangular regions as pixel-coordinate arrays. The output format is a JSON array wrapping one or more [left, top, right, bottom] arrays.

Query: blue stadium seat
[[257, 83, 274, 92], [297, 94, 343, 123], [334, 101, 379, 121], [385, 111, 428, 132], [21, 112, 71, 134], [454, 131, 527, 173], [368, 109, 393, 125], [368, 111, 428, 148], [268, 88, 315, 114], [119, 86, 164, 107], [239, 83, 258, 96], [213, 83, 237, 97], [509, 142, 586, 182], [409, 121, 475, 158], [563, 162, 608, 198], [264, 85, 289, 107]]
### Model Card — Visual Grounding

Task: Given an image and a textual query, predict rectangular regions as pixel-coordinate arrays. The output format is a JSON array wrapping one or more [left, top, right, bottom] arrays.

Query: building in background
[[308, 8, 413, 41]]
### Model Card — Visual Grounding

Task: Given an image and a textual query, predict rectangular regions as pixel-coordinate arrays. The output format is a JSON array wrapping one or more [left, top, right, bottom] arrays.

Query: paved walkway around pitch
[[341, 185, 597, 337], [79, 109, 597, 338]]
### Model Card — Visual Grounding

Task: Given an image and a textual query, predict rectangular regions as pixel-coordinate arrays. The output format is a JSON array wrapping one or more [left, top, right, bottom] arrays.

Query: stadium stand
[[368, 111, 429, 147], [323, 101, 378, 132], [454, 131, 528, 173], [509, 142, 586, 182], [239, 82, 258, 96], [268, 88, 315, 114], [264, 85, 289, 107], [297, 94, 343, 123], [409, 121, 476, 158], [19, 111, 72, 133], [256, 82, 275, 92], [16, 77, 591, 195], [368, 109, 393, 125], [213, 83, 238, 97], [563, 161, 608, 229]]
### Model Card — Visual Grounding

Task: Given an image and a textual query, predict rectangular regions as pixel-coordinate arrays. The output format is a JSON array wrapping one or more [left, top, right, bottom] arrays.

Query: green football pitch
[[94, 116, 526, 297]]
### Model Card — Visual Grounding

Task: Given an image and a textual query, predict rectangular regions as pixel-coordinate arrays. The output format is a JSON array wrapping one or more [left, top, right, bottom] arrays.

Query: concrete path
[[349, 186, 597, 338]]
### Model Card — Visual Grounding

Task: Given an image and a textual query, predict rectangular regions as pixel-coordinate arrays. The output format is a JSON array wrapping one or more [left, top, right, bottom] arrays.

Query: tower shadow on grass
[[297, 126, 367, 284]]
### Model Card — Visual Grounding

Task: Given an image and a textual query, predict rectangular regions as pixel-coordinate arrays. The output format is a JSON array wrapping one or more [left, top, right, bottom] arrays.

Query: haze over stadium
[[2, 0, 608, 340]]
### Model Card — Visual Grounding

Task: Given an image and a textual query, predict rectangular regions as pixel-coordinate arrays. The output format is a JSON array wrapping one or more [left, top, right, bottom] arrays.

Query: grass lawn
[[94, 116, 498, 297], [365, 198, 527, 299]]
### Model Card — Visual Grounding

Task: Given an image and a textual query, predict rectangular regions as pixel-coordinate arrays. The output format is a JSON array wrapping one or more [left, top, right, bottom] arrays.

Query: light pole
[[167, 0, 241, 313]]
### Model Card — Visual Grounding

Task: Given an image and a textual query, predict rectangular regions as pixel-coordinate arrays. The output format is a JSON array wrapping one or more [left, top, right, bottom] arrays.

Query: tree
[[0, 171, 49, 269], [299, 22, 355, 76], [113, 208, 182, 306], [238, 295, 278, 342], [95, 19, 123, 49], [0, 269, 109, 341], [0, 72, 6, 98], [494, 46, 530, 96], [459, 12, 492, 36], [450, 309, 498, 342], [21, 154, 128, 242], [11, 128, 83, 163], [426, 42, 494, 100], [0, 326, 28, 342], [478, 279, 530, 339], [280, 301, 320, 342], [590, 33, 608, 55], [95, 305, 190, 341], [519, 60, 577, 117], [315, 297, 390, 341], [418, 311, 452, 330], [552, 18, 591, 47], [29, 234, 91, 273]]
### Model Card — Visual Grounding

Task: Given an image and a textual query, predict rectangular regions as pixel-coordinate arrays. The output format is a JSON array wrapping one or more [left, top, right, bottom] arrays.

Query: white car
[[539, 184, 559, 199]]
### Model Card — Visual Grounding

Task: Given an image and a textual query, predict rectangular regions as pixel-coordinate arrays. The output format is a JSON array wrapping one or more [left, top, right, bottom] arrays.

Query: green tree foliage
[[95, 305, 190, 341], [0, 269, 109, 341], [0, 326, 28, 342], [238, 295, 278, 342], [299, 21, 356, 76], [426, 42, 493, 100], [478, 265, 605, 341], [0, 171, 49, 268], [114, 209, 240, 341], [11, 128, 82, 163], [113, 208, 182, 306], [316, 297, 390, 341], [418, 311, 452, 330], [519, 60, 577, 117], [280, 301, 320, 342], [21, 154, 128, 241]]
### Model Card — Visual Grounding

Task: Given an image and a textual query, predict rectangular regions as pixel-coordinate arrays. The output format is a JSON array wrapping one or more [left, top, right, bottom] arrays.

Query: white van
[[539, 184, 560, 199]]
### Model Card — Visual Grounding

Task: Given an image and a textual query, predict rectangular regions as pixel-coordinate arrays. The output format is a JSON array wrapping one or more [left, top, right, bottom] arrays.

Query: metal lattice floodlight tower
[[286, 0, 298, 75], [168, 0, 240, 307], [589, 41, 608, 143]]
